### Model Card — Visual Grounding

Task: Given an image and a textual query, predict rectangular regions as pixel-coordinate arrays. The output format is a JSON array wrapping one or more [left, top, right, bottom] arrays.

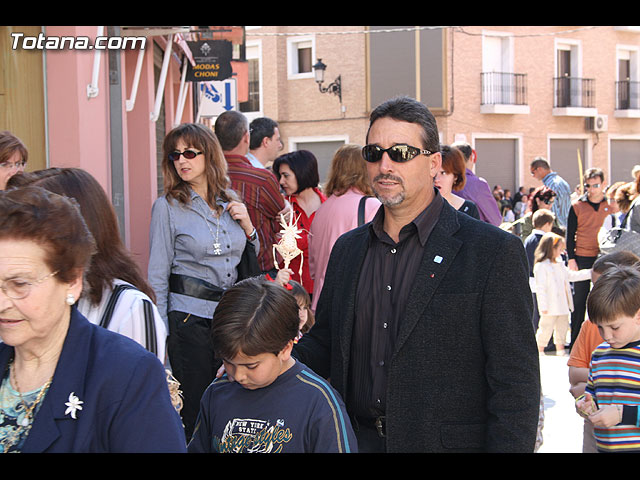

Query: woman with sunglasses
[[0, 186, 186, 452], [0, 131, 28, 191], [434, 145, 479, 220], [272, 150, 326, 296], [148, 123, 259, 440]]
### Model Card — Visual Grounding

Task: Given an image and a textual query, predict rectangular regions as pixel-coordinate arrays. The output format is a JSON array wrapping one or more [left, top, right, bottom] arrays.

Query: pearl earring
[[66, 293, 75, 305]]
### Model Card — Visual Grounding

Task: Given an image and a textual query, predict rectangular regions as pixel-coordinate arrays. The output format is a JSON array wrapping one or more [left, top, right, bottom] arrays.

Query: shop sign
[[186, 40, 233, 82]]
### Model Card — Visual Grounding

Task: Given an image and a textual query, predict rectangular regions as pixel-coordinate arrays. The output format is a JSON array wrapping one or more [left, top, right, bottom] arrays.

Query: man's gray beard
[[372, 174, 405, 207], [374, 190, 405, 207]]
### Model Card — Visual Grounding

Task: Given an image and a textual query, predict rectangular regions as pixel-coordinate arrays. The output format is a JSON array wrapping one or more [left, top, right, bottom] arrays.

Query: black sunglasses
[[362, 144, 433, 163], [168, 149, 202, 162]]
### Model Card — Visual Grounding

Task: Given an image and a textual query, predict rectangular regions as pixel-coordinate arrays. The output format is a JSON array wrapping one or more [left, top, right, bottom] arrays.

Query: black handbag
[[236, 239, 261, 281]]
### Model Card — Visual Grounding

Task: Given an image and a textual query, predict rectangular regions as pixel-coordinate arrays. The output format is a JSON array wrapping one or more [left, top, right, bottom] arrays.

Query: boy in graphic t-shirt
[[187, 276, 356, 453]]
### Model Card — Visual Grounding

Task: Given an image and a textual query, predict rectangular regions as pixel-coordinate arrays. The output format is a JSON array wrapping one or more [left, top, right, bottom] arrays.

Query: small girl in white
[[533, 232, 592, 356]]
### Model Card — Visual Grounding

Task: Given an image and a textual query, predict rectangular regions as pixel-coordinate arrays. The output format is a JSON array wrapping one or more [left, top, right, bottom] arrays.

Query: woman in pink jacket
[[308, 144, 381, 311]]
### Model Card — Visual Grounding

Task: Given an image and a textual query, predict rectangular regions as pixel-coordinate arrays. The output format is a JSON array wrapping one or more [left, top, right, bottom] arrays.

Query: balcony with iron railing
[[552, 76, 597, 116], [480, 72, 529, 114], [615, 80, 640, 118]]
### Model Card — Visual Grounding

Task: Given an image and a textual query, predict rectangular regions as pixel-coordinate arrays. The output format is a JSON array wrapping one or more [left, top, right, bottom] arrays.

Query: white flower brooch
[[64, 392, 84, 419]]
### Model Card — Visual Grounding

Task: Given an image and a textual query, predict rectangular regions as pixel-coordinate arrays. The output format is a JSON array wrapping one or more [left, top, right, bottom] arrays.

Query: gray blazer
[[294, 200, 541, 452]]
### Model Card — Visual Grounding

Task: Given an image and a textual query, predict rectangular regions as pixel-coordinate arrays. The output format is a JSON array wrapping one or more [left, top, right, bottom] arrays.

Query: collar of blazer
[[0, 307, 93, 452], [339, 200, 464, 357]]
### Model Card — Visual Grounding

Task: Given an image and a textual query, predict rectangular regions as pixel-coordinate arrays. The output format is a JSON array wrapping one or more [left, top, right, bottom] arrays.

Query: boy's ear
[[278, 339, 295, 360]]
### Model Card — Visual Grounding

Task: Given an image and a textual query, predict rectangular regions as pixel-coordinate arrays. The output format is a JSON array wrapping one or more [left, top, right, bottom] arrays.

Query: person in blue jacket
[[188, 276, 356, 453], [0, 186, 186, 453]]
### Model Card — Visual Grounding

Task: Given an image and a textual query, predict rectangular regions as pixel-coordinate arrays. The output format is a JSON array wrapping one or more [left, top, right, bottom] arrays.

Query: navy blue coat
[[0, 307, 187, 453]]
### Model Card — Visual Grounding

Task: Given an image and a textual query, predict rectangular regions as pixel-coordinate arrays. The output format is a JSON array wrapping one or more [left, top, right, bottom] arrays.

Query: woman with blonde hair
[[148, 122, 259, 439], [308, 144, 381, 310]]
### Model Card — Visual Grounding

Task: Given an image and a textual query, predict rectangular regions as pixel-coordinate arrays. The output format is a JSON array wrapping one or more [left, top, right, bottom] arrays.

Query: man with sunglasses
[[566, 168, 612, 348], [293, 96, 540, 453]]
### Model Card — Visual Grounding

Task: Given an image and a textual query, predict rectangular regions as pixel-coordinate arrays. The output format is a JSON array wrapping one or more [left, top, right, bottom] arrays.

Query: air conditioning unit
[[587, 114, 608, 132]]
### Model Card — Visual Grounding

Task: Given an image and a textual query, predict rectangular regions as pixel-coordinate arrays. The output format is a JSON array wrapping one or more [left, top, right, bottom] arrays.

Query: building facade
[[245, 25, 640, 195], [2, 25, 639, 272]]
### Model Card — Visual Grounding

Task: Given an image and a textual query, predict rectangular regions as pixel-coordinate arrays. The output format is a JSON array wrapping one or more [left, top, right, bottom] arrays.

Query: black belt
[[353, 415, 386, 438], [169, 274, 224, 302]]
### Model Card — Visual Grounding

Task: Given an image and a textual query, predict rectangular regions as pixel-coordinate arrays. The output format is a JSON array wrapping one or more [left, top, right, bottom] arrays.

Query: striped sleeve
[[588, 344, 640, 452], [296, 368, 357, 453]]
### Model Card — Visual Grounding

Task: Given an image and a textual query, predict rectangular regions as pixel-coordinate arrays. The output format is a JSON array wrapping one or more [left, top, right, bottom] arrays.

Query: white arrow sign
[[197, 79, 238, 118]]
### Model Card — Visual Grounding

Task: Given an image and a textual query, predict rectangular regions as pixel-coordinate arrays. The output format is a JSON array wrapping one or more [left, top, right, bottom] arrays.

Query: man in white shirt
[[247, 117, 283, 169]]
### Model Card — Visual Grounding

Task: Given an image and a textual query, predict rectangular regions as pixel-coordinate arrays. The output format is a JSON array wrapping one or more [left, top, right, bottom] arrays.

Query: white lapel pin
[[434, 255, 443, 264], [64, 392, 84, 419]]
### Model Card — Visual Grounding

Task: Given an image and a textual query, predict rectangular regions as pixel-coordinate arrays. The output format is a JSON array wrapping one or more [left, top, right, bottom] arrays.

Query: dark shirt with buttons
[[347, 189, 444, 419]]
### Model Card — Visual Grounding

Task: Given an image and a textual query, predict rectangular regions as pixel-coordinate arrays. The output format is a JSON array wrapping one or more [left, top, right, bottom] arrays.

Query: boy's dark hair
[[211, 277, 300, 360], [593, 251, 640, 275], [587, 264, 640, 325]]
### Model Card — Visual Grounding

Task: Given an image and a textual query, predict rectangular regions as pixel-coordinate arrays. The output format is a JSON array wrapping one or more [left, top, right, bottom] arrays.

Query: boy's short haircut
[[211, 276, 300, 360], [587, 265, 640, 325], [593, 251, 640, 275], [532, 208, 555, 229]]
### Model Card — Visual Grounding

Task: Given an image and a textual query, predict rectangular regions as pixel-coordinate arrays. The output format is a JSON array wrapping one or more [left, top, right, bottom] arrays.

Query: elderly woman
[[148, 122, 258, 439], [7, 168, 167, 364], [0, 131, 28, 190], [435, 145, 480, 219], [272, 150, 326, 295], [0, 186, 186, 453], [308, 144, 380, 311]]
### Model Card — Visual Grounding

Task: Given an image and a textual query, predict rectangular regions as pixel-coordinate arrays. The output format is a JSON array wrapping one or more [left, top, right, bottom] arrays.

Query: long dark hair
[[11, 167, 156, 305]]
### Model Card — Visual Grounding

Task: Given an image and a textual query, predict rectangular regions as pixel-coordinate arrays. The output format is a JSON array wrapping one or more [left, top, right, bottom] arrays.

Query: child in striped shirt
[[576, 264, 640, 452]]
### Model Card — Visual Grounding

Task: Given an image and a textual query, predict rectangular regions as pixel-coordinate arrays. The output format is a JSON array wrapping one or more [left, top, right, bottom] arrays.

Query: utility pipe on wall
[[125, 47, 146, 111], [87, 25, 105, 98], [150, 34, 173, 122]]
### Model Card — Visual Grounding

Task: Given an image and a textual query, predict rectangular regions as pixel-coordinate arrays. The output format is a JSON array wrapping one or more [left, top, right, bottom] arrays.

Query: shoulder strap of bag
[[99, 284, 158, 355], [358, 196, 372, 227]]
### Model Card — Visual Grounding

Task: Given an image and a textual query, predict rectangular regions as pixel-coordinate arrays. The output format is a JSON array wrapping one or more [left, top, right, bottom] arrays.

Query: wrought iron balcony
[[616, 80, 640, 110], [481, 72, 528, 105], [553, 77, 595, 108]]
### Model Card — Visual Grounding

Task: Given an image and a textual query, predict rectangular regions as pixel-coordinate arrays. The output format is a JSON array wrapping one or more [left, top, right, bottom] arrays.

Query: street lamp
[[312, 58, 342, 103]]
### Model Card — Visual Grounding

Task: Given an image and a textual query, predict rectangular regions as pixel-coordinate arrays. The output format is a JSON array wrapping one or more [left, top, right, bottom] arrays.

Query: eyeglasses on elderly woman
[[0, 270, 59, 300]]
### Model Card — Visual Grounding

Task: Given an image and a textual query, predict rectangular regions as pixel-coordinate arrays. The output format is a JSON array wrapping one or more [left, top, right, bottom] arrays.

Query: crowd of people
[[0, 94, 639, 453]]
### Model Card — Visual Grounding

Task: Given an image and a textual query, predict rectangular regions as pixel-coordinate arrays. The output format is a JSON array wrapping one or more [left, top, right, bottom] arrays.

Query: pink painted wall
[[44, 27, 194, 276], [44, 26, 111, 191]]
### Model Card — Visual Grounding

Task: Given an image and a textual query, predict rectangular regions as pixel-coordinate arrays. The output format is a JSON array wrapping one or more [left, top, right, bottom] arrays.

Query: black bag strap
[[99, 283, 158, 355], [358, 196, 373, 226]]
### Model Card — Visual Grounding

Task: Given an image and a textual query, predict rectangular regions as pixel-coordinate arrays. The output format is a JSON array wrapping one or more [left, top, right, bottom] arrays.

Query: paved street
[[537, 353, 585, 453]]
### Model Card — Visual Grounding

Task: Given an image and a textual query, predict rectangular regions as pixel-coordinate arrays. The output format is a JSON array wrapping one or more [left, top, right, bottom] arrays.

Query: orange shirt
[[567, 320, 603, 368]]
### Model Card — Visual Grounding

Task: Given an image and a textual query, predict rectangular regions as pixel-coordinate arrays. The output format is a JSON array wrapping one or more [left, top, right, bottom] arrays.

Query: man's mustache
[[372, 173, 404, 185]]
